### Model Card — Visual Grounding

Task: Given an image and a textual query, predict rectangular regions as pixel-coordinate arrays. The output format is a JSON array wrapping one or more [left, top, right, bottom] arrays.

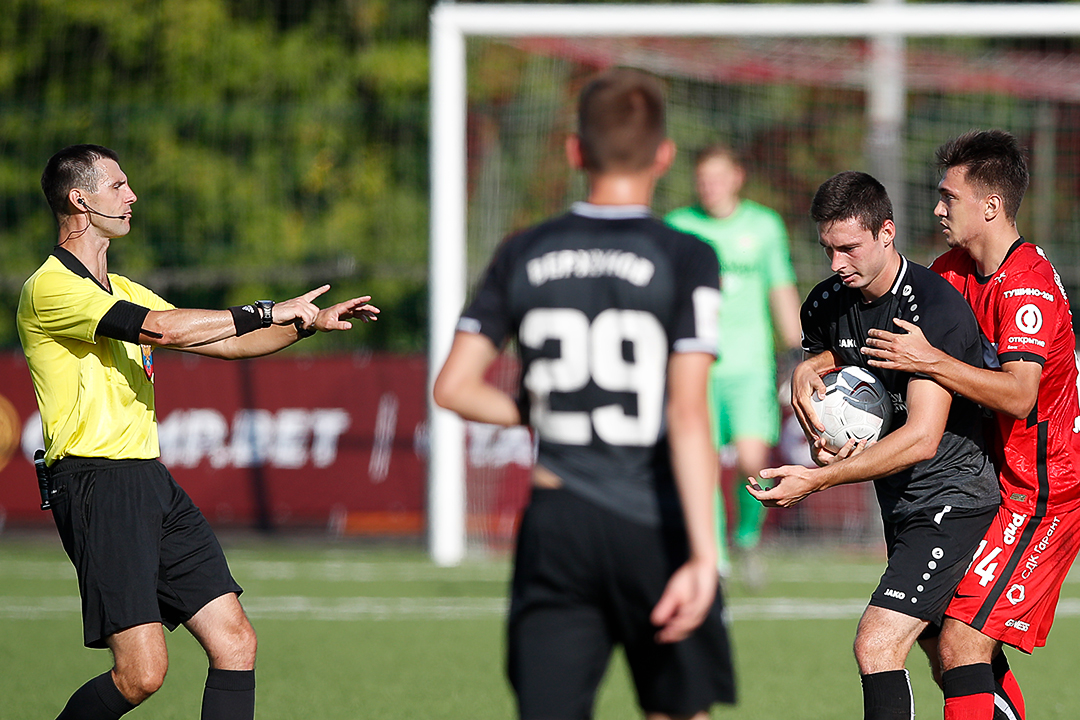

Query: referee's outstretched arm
[[141, 287, 379, 359]]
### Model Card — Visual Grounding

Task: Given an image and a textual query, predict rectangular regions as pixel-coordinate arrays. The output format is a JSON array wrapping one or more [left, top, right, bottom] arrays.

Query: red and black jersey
[[932, 240, 1080, 514]]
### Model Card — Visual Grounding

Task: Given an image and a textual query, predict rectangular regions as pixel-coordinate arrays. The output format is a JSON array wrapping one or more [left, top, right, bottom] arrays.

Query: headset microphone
[[78, 198, 128, 220]]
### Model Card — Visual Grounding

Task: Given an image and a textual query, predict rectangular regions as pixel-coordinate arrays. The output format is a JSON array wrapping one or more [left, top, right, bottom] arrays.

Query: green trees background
[[0, 0, 435, 351], [3, 1, 1079, 353]]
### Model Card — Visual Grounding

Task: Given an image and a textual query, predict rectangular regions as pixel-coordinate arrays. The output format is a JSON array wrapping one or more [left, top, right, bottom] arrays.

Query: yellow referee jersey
[[17, 251, 174, 464]]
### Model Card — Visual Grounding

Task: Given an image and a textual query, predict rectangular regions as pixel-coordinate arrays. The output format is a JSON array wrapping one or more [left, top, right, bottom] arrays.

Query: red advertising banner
[[0, 352, 433, 533], [0, 349, 868, 546]]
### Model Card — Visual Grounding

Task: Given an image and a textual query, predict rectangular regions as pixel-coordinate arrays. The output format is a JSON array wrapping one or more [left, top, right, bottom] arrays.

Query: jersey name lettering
[[526, 249, 655, 288]]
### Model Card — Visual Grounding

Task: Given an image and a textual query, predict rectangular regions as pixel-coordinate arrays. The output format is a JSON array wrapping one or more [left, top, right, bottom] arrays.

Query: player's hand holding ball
[[811, 435, 868, 467]]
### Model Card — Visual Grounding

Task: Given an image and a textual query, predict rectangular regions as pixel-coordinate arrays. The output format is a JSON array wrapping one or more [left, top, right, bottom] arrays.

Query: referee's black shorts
[[507, 487, 735, 720], [48, 457, 243, 649]]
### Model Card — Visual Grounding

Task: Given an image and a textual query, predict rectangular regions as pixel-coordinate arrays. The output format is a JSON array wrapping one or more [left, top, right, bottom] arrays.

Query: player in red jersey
[[863, 130, 1080, 720]]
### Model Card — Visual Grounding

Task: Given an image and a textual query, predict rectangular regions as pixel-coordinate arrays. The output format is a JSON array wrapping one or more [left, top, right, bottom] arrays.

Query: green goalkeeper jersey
[[665, 200, 796, 377]]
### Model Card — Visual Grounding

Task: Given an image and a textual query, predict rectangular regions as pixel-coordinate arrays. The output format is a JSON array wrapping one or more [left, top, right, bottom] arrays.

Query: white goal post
[[427, 2, 1080, 566]]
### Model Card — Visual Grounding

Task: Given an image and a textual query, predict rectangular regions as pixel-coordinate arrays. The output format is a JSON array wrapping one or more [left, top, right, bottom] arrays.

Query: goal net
[[429, 3, 1080, 564]]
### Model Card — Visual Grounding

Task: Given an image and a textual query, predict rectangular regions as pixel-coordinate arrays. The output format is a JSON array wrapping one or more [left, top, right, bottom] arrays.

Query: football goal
[[428, 2, 1080, 565]]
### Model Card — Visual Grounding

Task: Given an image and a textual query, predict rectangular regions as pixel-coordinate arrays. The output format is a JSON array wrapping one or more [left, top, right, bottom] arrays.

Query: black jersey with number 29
[[459, 203, 721, 527]]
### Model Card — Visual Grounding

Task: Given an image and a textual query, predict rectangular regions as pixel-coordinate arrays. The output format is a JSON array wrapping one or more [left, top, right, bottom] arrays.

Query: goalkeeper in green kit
[[666, 145, 801, 582]]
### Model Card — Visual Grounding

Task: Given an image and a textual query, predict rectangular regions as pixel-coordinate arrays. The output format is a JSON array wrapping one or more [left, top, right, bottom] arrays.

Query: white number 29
[[520, 307, 666, 447]]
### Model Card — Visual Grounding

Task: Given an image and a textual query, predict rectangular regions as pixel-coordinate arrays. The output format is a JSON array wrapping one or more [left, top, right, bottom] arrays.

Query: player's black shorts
[[507, 487, 735, 720], [870, 504, 997, 625], [48, 457, 243, 649]]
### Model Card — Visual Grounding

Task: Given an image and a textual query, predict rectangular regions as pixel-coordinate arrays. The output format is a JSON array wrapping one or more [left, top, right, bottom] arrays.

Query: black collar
[[975, 237, 1026, 285], [860, 255, 908, 308], [51, 246, 111, 294]]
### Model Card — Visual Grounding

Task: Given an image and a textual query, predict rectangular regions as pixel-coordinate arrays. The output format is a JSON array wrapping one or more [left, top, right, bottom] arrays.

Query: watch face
[[255, 300, 274, 326]]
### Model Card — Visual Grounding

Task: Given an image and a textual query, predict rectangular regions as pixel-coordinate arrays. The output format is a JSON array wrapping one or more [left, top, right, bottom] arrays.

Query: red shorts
[[946, 502, 1080, 653]]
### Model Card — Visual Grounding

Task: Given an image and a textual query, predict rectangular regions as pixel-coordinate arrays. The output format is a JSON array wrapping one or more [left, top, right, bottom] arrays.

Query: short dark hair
[[936, 130, 1029, 220], [577, 68, 666, 173], [693, 144, 742, 171], [41, 144, 119, 220], [810, 171, 893, 237]]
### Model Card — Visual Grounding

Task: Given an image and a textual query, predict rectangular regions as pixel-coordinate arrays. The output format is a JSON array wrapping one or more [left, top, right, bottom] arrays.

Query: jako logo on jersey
[[1015, 304, 1043, 334], [526, 249, 655, 288], [838, 338, 857, 348], [1007, 584, 1026, 605], [1004, 512, 1027, 545], [1004, 618, 1031, 631], [883, 588, 906, 600]]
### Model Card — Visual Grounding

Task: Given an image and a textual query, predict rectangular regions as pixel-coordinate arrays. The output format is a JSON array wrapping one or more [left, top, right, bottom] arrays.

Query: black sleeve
[[911, 279, 983, 369], [459, 238, 517, 348], [669, 233, 720, 353], [96, 299, 152, 345], [800, 280, 832, 357]]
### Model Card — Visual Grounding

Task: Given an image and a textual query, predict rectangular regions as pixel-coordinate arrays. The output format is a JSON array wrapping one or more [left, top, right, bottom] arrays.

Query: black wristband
[[293, 318, 316, 339], [229, 305, 263, 336]]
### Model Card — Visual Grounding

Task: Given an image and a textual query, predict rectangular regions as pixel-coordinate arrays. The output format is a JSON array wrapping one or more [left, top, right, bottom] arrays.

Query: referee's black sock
[[201, 668, 255, 720], [55, 671, 135, 720], [861, 669, 914, 720]]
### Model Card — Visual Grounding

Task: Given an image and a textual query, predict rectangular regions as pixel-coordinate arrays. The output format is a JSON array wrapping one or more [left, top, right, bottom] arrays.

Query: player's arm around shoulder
[[864, 317, 1041, 419], [865, 271, 1043, 419]]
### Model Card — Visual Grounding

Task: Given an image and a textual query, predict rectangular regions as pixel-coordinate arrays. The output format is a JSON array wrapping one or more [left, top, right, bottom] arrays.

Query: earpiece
[[78, 198, 87, 206]]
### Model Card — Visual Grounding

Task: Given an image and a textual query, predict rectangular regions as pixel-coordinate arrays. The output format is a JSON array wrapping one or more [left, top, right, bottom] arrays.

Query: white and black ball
[[810, 366, 893, 451]]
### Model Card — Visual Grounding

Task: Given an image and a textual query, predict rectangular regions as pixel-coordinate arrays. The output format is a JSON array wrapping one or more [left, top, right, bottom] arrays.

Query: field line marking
[[6, 596, 1080, 622]]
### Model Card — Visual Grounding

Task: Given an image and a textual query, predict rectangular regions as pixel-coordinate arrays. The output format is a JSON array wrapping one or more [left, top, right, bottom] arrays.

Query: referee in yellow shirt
[[18, 144, 379, 720]]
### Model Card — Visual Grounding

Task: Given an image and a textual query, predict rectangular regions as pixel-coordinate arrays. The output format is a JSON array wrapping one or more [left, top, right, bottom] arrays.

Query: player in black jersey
[[434, 68, 734, 720], [749, 171, 999, 720]]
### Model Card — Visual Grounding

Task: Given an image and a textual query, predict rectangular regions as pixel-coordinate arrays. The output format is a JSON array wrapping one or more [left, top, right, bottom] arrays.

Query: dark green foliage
[[0, 0, 436, 351]]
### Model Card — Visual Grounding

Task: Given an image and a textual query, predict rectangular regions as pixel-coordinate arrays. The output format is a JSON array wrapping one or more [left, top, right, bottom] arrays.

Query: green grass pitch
[[2, 536, 1079, 719]]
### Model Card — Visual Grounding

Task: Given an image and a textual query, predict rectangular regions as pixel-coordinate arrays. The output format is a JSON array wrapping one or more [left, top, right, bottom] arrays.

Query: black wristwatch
[[253, 300, 275, 328]]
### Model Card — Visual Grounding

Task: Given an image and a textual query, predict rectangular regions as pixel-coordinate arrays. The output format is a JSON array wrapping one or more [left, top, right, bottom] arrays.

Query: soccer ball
[[810, 366, 893, 451]]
